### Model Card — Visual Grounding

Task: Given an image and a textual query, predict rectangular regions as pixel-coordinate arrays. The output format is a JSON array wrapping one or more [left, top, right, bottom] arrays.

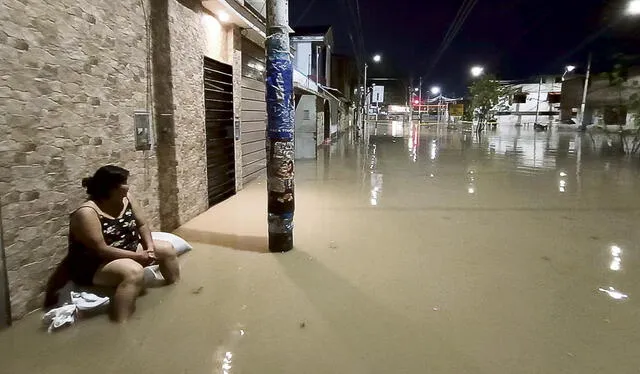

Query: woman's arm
[[70, 207, 147, 263], [128, 194, 155, 254]]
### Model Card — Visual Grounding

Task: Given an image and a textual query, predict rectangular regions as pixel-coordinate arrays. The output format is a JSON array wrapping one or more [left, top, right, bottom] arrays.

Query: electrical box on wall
[[134, 111, 153, 151]]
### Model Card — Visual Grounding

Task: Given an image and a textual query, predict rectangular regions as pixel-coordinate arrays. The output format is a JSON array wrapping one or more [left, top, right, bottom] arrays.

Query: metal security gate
[[204, 57, 236, 207], [240, 38, 267, 185]]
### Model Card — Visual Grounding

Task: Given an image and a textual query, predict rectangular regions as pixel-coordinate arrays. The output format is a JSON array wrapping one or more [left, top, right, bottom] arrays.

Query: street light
[[430, 86, 443, 123], [627, 0, 640, 15], [362, 54, 382, 131], [470, 66, 484, 77], [217, 11, 230, 22], [562, 65, 576, 81]]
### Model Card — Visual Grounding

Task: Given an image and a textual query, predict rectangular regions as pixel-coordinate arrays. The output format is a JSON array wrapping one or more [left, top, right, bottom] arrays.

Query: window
[[513, 93, 528, 104]]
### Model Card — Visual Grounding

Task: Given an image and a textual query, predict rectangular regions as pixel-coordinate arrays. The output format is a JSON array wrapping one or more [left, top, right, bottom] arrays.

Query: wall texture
[[0, 0, 215, 319], [231, 26, 244, 192], [168, 0, 208, 224], [0, 0, 160, 318]]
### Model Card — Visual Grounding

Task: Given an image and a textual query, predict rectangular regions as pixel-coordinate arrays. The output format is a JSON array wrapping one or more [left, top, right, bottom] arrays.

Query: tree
[[600, 54, 640, 154], [468, 75, 508, 131], [601, 54, 640, 130], [601, 59, 627, 131]]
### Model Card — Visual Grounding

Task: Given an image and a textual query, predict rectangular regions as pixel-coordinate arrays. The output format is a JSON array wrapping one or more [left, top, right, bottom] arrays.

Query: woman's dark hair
[[82, 165, 130, 200]]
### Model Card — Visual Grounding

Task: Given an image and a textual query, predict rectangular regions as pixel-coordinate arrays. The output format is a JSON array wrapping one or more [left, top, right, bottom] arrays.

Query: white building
[[496, 76, 562, 125]]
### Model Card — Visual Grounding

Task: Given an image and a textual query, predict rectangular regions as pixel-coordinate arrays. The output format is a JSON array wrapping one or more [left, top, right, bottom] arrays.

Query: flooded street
[[2, 122, 640, 373]]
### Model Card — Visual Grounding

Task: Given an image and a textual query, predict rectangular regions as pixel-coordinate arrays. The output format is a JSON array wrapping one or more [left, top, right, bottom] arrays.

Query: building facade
[[0, 0, 271, 320], [561, 67, 640, 128], [291, 26, 354, 160], [496, 77, 563, 125]]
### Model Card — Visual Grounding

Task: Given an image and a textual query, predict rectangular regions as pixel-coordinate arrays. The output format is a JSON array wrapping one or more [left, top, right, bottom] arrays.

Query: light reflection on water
[[396, 123, 639, 177]]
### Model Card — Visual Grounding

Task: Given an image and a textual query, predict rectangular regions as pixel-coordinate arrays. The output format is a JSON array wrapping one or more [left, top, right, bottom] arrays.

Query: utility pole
[[363, 62, 368, 130], [418, 77, 423, 123], [266, 0, 294, 252], [408, 86, 413, 123], [579, 53, 593, 130], [534, 75, 543, 125]]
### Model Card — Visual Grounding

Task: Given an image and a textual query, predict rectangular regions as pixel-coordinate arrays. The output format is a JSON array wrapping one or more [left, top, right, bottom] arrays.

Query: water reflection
[[214, 326, 246, 374], [391, 121, 404, 138], [609, 245, 623, 272], [466, 170, 476, 195], [598, 287, 629, 301], [430, 139, 438, 160], [368, 143, 383, 207], [399, 124, 640, 179], [370, 173, 383, 206]]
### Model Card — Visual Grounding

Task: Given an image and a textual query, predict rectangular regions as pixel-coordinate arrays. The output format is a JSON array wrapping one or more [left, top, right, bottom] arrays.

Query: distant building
[[495, 76, 563, 125], [291, 26, 355, 159], [561, 67, 640, 128]]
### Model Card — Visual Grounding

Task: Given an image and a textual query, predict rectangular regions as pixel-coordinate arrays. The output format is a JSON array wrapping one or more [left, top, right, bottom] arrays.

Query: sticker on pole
[[266, 58, 294, 140]]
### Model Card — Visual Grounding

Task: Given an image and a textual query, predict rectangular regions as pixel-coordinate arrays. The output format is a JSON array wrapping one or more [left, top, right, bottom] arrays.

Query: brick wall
[[0, 0, 160, 318], [0, 0, 211, 319], [168, 0, 209, 224]]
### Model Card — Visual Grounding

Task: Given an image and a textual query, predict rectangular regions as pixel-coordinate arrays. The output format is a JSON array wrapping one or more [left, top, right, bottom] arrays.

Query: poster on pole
[[372, 85, 385, 103]]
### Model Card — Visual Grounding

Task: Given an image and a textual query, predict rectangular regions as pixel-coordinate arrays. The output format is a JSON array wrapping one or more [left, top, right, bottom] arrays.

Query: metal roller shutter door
[[241, 38, 267, 185]]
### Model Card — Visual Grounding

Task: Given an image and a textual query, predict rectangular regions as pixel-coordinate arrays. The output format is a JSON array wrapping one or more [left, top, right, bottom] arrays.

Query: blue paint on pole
[[266, 57, 294, 140], [265, 12, 294, 252]]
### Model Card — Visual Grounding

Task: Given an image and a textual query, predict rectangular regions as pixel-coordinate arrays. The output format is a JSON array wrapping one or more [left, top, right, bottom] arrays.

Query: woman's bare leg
[[152, 240, 180, 284], [93, 259, 144, 322]]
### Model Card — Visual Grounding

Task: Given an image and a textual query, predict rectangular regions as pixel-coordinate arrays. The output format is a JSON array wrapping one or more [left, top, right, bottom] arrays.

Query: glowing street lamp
[[470, 66, 485, 77], [362, 54, 382, 129], [430, 86, 441, 95], [627, 0, 640, 15], [562, 65, 576, 81], [217, 11, 230, 22]]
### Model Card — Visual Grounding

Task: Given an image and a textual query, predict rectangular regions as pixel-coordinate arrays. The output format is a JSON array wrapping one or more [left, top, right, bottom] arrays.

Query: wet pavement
[[2, 122, 640, 373]]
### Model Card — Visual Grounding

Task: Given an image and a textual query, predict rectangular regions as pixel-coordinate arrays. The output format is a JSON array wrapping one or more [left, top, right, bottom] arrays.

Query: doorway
[[204, 56, 236, 207]]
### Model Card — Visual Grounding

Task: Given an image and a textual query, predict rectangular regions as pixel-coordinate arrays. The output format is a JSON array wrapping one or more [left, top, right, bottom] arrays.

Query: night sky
[[290, 0, 639, 96]]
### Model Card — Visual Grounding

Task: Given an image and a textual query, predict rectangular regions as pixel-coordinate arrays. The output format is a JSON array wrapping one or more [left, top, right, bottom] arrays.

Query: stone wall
[[231, 26, 244, 191], [168, 0, 209, 223], [0, 0, 160, 318]]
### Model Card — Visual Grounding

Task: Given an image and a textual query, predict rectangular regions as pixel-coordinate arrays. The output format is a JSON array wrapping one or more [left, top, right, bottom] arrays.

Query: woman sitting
[[67, 165, 180, 322]]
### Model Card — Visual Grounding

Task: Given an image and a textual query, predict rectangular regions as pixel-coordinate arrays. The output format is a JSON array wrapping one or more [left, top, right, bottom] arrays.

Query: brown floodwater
[[1, 122, 640, 373]]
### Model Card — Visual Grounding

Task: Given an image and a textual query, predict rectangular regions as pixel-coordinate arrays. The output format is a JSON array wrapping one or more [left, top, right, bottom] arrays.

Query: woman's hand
[[135, 251, 154, 266], [147, 248, 157, 261]]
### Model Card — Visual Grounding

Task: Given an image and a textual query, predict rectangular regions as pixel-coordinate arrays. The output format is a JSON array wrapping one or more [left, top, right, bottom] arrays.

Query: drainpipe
[[266, 0, 294, 252]]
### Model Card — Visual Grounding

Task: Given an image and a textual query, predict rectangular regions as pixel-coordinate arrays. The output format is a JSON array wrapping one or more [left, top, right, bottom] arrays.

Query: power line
[[353, 0, 366, 58], [340, 0, 364, 71], [293, 0, 318, 26], [341, 0, 366, 74], [426, 0, 478, 78], [345, 0, 366, 62], [422, 0, 479, 80]]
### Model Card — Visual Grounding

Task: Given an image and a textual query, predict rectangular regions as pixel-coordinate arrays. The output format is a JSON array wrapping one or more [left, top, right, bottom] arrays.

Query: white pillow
[[151, 232, 193, 256]]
